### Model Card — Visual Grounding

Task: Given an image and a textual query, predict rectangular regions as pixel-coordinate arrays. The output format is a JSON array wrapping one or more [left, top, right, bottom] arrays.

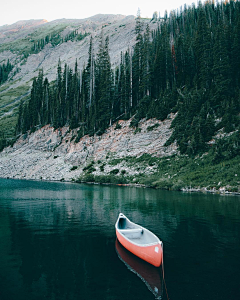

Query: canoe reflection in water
[[115, 239, 163, 299]]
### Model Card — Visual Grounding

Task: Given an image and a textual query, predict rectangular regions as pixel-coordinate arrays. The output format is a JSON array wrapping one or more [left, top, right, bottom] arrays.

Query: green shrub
[[134, 127, 142, 134], [70, 135, 76, 142], [110, 169, 119, 175], [130, 117, 139, 128], [70, 166, 78, 171], [153, 178, 173, 190], [108, 158, 122, 166], [227, 186, 238, 193], [82, 174, 95, 182], [83, 161, 94, 171], [95, 175, 128, 184], [87, 166, 96, 173], [172, 180, 184, 191], [114, 122, 122, 130], [147, 123, 159, 131]]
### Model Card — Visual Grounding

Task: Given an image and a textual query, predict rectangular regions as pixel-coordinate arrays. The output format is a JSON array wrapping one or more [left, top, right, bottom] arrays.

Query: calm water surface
[[0, 178, 240, 300]]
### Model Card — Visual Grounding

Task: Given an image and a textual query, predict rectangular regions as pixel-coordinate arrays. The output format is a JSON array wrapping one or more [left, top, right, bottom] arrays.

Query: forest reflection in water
[[0, 178, 240, 300]]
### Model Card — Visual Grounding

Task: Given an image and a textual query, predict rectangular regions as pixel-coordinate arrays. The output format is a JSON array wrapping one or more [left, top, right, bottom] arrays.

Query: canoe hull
[[115, 239, 163, 299], [116, 227, 163, 267]]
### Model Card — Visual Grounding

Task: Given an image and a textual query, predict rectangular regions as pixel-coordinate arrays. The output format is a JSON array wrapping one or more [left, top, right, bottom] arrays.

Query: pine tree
[[42, 77, 50, 125], [16, 100, 23, 134], [194, 6, 212, 89], [211, 17, 231, 111], [28, 77, 37, 129], [132, 10, 144, 106], [36, 69, 44, 126], [95, 32, 112, 132], [86, 36, 95, 107], [141, 24, 151, 97], [54, 59, 63, 128], [70, 59, 80, 128], [232, 6, 240, 87]]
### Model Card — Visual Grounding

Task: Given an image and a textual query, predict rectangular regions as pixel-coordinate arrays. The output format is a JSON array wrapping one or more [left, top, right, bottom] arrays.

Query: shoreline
[[2, 176, 240, 196], [0, 122, 239, 196]]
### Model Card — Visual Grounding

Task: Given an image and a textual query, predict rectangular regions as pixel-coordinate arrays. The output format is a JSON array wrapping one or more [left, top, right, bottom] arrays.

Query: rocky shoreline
[[1, 114, 239, 196], [0, 116, 177, 181]]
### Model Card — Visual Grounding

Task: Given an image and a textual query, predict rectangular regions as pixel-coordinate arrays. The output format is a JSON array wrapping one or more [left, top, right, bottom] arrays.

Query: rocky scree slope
[[0, 116, 177, 181], [0, 15, 155, 87]]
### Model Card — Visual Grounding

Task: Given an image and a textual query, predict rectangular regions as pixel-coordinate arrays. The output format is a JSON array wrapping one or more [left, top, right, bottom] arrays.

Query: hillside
[[0, 2, 239, 194], [0, 14, 154, 141], [0, 117, 239, 194], [0, 116, 177, 181]]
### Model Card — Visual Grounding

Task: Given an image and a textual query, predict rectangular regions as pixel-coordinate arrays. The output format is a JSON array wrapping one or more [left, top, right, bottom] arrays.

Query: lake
[[0, 178, 240, 300]]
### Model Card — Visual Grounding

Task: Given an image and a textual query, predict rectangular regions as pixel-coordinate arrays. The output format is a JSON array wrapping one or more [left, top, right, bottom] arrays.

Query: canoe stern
[[116, 229, 163, 267]]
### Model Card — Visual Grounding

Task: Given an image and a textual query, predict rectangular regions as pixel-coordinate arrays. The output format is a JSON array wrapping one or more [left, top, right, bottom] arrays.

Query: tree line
[[0, 60, 14, 85], [30, 30, 90, 55], [16, 1, 240, 159]]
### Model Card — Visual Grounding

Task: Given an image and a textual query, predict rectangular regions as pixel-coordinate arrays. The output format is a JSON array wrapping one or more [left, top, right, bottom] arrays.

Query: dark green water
[[0, 178, 240, 300]]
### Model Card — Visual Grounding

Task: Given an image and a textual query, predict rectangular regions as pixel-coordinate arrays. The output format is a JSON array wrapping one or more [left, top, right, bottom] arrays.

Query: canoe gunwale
[[116, 229, 161, 248]]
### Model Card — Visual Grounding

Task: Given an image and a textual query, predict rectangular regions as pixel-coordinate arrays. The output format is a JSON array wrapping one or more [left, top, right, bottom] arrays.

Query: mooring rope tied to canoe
[[161, 243, 170, 300]]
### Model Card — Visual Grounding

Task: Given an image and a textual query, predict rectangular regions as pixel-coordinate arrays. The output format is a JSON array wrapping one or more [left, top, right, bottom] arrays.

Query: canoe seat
[[120, 228, 143, 239]]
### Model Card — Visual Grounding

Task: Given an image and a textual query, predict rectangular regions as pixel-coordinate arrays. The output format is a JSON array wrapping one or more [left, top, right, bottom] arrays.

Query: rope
[[161, 242, 170, 300]]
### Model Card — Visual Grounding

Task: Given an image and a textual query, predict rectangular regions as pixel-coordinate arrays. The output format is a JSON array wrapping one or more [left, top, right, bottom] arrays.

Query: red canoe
[[115, 213, 163, 267]]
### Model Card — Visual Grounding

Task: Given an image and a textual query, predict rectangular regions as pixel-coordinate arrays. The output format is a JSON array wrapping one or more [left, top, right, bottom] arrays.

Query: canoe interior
[[117, 215, 159, 246]]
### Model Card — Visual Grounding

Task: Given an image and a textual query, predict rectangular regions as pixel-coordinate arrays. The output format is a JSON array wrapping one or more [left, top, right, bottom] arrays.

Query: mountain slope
[[0, 5, 239, 194], [0, 14, 156, 141]]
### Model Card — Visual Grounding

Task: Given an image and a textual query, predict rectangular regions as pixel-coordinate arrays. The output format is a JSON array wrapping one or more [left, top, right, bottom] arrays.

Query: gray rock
[[0, 116, 178, 181]]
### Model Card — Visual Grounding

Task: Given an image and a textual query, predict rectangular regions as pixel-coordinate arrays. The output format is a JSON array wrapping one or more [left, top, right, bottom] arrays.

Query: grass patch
[[0, 85, 30, 109], [136, 154, 240, 191], [0, 23, 69, 56], [83, 151, 239, 193], [0, 82, 13, 93], [0, 114, 18, 138]]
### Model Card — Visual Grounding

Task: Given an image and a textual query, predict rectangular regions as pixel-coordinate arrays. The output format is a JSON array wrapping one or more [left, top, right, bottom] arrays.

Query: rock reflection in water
[[115, 239, 163, 299]]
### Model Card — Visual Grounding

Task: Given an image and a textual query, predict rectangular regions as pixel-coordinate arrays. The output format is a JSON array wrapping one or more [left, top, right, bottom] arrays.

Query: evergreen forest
[[0, 60, 14, 85], [30, 30, 90, 56], [16, 1, 240, 161]]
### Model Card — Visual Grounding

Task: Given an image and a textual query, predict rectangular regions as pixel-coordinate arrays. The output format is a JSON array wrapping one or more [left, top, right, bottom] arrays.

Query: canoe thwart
[[120, 228, 143, 239]]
